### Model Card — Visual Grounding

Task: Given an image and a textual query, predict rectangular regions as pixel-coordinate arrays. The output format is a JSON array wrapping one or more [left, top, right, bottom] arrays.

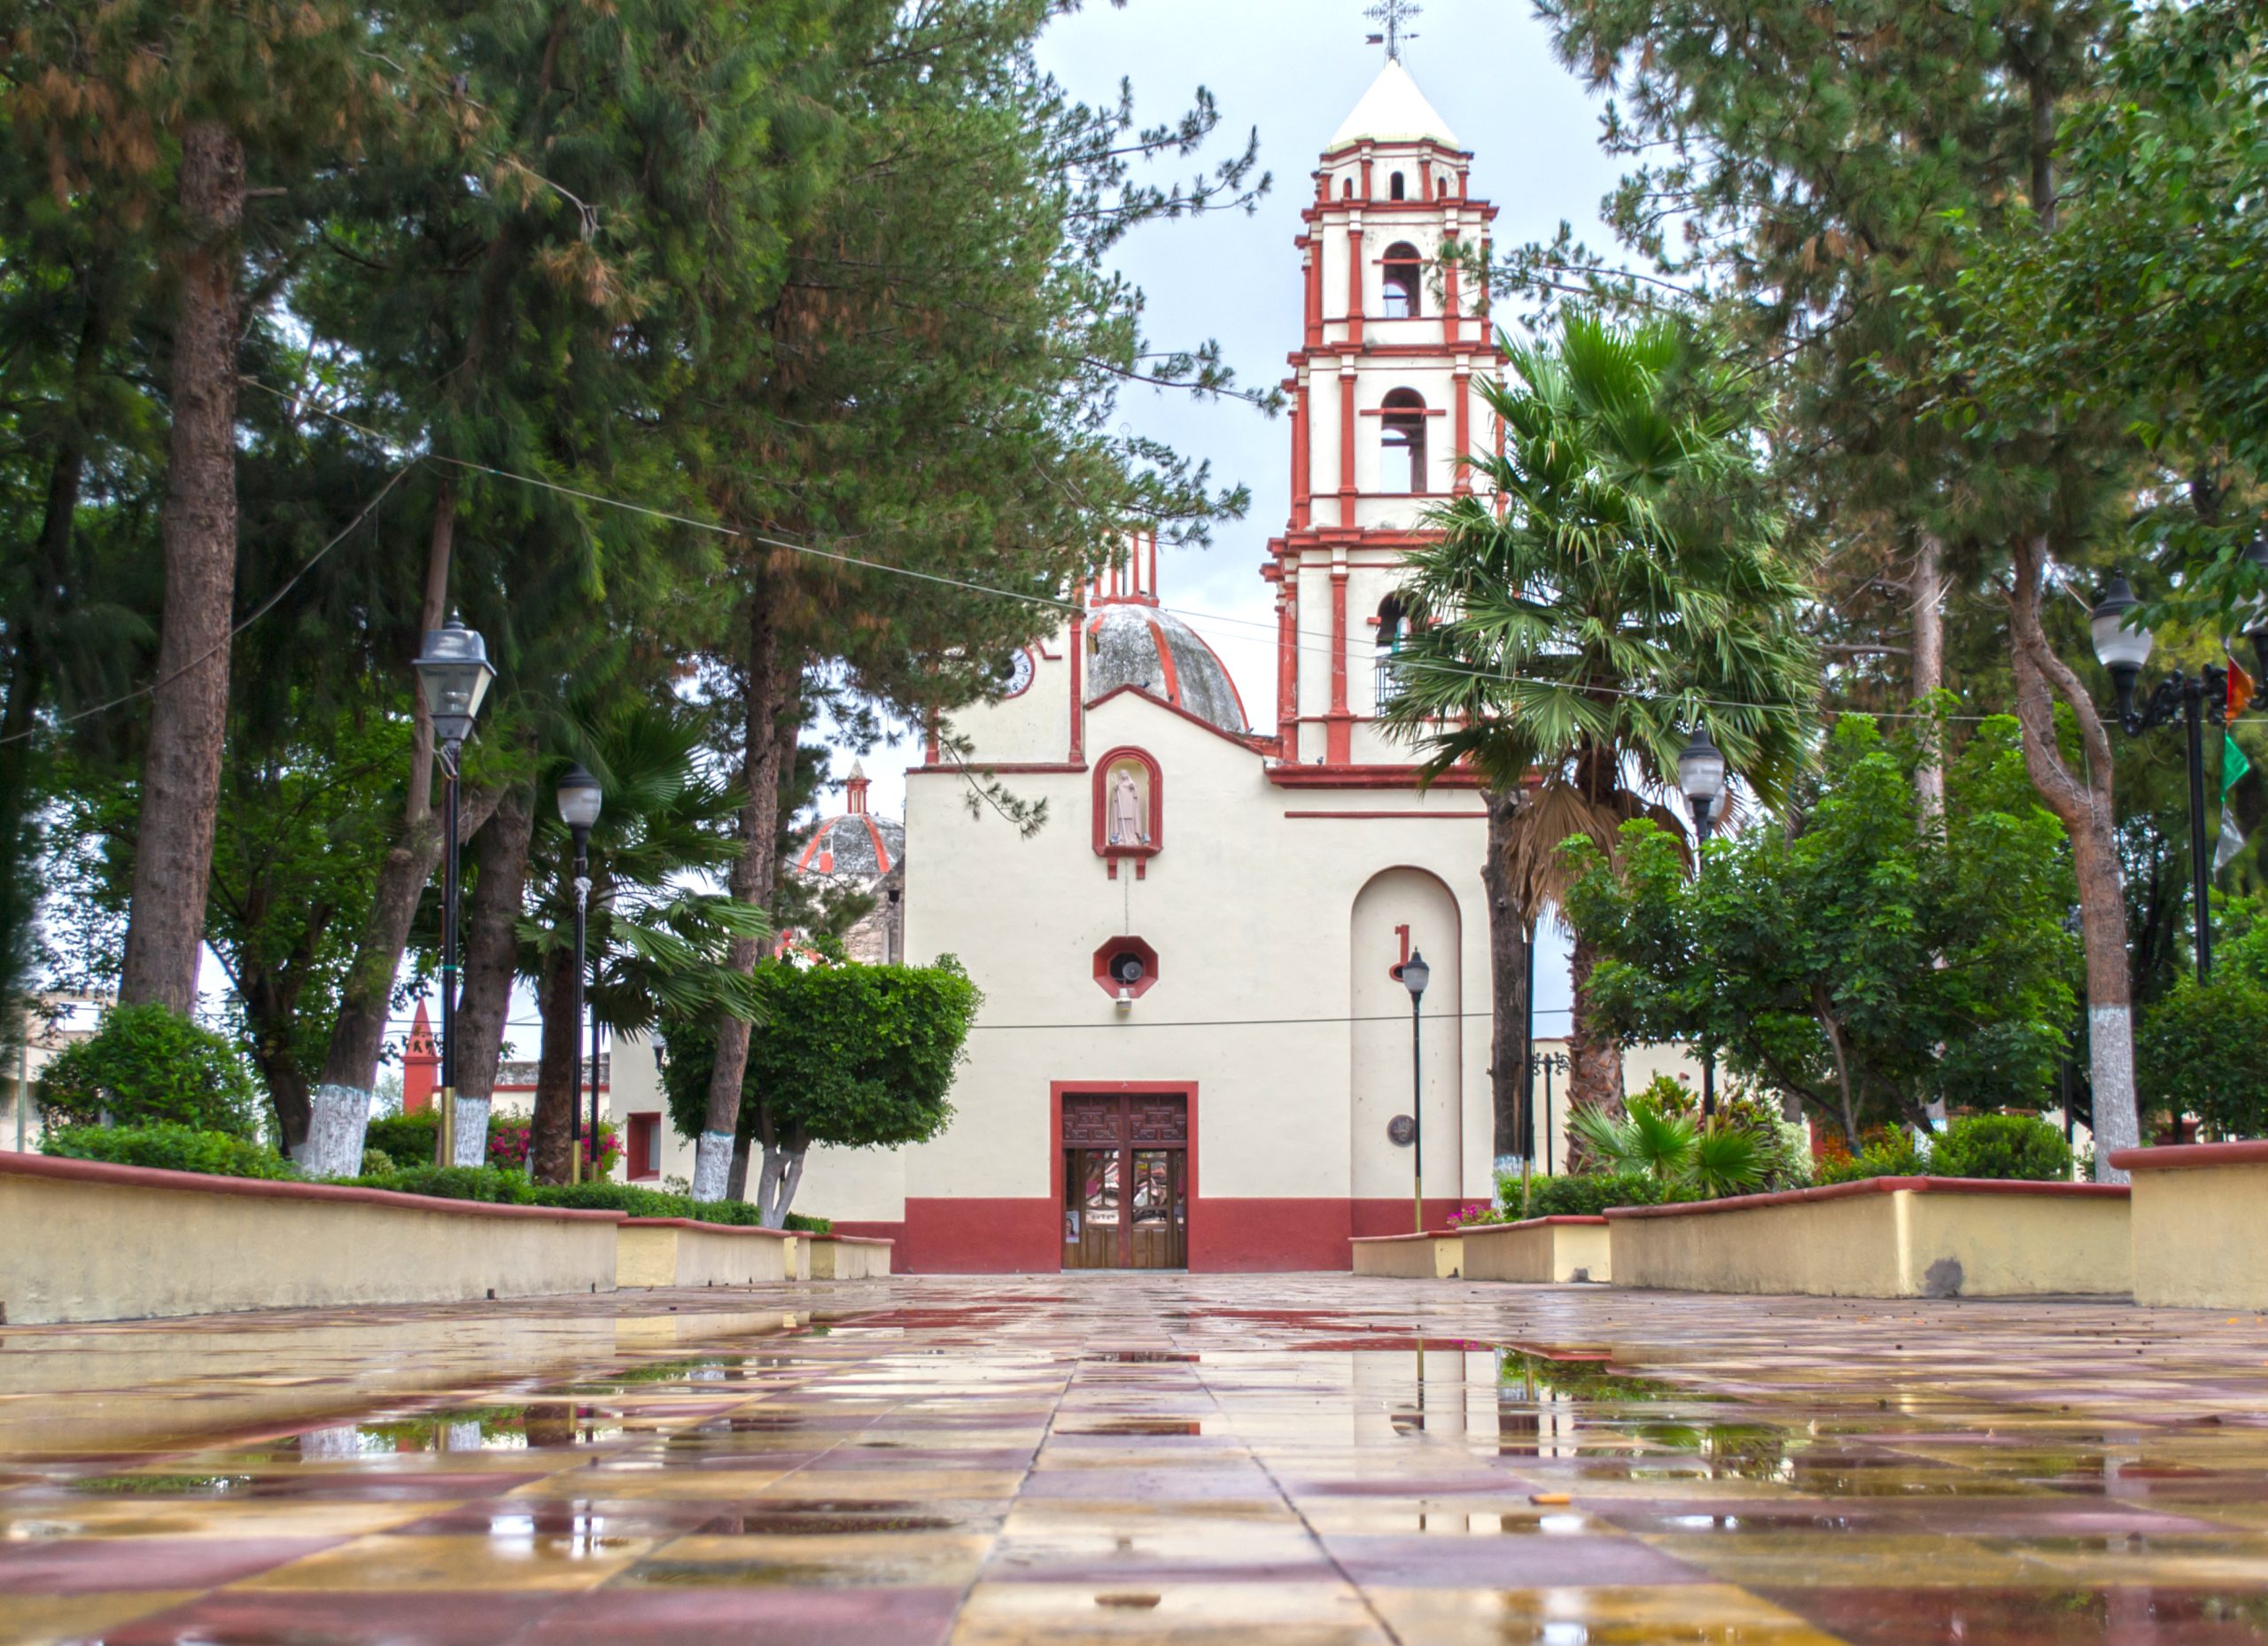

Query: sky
[[815, 0, 1632, 1040], [252, 0, 1633, 1064]]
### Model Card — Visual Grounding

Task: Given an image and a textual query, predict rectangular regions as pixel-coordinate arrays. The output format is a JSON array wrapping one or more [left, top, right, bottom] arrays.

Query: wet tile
[[0, 1535, 339, 1592], [229, 1530, 653, 1590]]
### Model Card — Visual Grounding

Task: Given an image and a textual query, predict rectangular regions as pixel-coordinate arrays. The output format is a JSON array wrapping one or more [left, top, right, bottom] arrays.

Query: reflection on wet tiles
[[11, 1277, 2268, 1642]]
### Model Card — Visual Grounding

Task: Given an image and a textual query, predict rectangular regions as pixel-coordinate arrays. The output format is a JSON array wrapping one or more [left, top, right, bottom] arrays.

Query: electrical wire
[[0, 461, 417, 747], [235, 375, 2018, 731]]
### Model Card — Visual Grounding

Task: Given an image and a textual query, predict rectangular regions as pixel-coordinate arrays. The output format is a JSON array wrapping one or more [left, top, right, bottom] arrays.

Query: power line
[[0, 462, 417, 747]]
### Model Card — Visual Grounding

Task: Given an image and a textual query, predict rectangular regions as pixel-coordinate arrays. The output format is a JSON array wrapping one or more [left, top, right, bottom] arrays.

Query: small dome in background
[[792, 761, 902, 882]]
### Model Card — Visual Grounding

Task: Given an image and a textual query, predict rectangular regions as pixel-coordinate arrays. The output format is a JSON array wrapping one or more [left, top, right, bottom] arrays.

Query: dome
[[1327, 60, 1460, 151], [1086, 601, 1250, 736], [792, 762, 902, 882]]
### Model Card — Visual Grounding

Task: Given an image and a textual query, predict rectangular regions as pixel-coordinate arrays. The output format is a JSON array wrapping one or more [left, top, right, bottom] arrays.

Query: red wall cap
[[1350, 1230, 1461, 1244], [0, 1151, 629, 1222], [806, 1233, 895, 1247], [1604, 1176, 2129, 1219], [619, 1216, 794, 1239], [2107, 1140, 2268, 1171], [1465, 1215, 1610, 1229]]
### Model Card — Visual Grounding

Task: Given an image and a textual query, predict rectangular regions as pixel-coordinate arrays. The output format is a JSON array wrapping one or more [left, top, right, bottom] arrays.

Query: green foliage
[[363, 1113, 447, 1165], [360, 1148, 397, 1176], [522, 1177, 828, 1231], [1517, 1171, 1668, 1218], [346, 1165, 534, 1204], [34, 1005, 262, 1138], [1930, 1114, 2075, 1183], [662, 958, 980, 1156], [2137, 979, 2268, 1138], [42, 1123, 297, 1180], [1568, 1087, 1768, 1201], [1817, 1130, 1931, 1185], [1567, 715, 2079, 1143], [1380, 308, 1816, 827]]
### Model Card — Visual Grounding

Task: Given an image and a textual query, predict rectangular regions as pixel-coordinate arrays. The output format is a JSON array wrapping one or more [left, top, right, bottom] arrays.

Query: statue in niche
[[1108, 765, 1150, 846]]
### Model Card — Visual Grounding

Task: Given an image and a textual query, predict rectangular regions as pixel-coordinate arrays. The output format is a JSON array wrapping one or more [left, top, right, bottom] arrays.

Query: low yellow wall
[[1350, 1232, 1464, 1279], [809, 1236, 893, 1279], [0, 1155, 619, 1325], [1607, 1179, 2130, 1299], [2110, 1144, 2268, 1309], [1461, 1217, 1612, 1284], [615, 1219, 795, 1288]]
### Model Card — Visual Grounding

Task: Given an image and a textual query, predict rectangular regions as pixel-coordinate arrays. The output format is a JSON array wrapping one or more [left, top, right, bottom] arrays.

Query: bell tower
[[1268, 57, 1499, 771]]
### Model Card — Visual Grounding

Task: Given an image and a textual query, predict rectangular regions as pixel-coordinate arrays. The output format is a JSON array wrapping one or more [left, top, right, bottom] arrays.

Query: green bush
[[520, 1177, 830, 1231], [1515, 1171, 1670, 1218], [360, 1147, 396, 1176], [346, 1164, 534, 1203], [2137, 978, 2268, 1138], [35, 1005, 261, 1137], [1817, 1129, 1931, 1184], [362, 1112, 443, 1163], [43, 1122, 297, 1180], [1930, 1113, 2073, 1181]]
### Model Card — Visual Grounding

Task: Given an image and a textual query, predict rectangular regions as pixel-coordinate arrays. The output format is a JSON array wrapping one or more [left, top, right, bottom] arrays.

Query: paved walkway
[[6, 1275, 2268, 1643]]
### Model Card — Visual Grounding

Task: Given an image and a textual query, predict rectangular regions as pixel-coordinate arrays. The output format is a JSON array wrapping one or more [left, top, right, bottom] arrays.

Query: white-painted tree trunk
[[691, 1130, 734, 1202], [2087, 1004, 2140, 1183], [294, 1083, 371, 1179], [450, 1097, 490, 1168]]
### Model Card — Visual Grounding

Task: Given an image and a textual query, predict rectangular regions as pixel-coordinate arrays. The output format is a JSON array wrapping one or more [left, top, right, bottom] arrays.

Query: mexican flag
[[2219, 656, 2258, 873]]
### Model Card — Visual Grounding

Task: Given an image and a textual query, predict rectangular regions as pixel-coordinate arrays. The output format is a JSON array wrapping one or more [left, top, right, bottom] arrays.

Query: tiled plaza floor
[[7, 1276, 2268, 1642]]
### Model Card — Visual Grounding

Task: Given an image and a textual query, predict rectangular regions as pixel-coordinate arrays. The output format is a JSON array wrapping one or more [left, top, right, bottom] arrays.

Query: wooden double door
[[1061, 1092, 1187, 1269]]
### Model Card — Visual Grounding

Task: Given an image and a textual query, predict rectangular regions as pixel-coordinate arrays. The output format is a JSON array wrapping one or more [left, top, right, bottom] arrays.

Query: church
[[824, 59, 1504, 1270], [610, 58, 1511, 1269]]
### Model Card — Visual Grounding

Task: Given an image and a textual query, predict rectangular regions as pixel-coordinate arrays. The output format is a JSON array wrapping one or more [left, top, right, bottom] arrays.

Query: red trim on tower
[[1345, 216, 1365, 347], [1068, 609, 1085, 762], [1329, 570, 1349, 716], [1337, 372, 1357, 523], [1266, 763, 1485, 789], [1453, 365, 1473, 496]]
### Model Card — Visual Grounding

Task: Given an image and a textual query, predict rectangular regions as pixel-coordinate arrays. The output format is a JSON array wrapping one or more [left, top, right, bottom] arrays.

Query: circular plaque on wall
[[1386, 1114, 1416, 1147]]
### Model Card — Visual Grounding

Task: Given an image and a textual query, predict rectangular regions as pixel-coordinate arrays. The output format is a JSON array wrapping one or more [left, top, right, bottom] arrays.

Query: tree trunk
[[1480, 786, 1532, 1164], [1912, 530, 1946, 815], [693, 586, 791, 1200], [119, 122, 246, 1016], [315, 781, 501, 1102], [1564, 927, 1625, 1160], [2008, 535, 2140, 1180], [454, 784, 534, 1110], [530, 933, 580, 1184]]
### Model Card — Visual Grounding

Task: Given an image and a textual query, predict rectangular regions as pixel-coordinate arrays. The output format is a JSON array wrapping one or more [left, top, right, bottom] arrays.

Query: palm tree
[[521, 702, 769, 1184], [1381, 313, 1817, 1153]]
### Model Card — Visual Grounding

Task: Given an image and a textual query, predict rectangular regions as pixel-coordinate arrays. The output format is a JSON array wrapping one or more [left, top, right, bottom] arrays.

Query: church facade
[[801, 61, 1508, 1271]]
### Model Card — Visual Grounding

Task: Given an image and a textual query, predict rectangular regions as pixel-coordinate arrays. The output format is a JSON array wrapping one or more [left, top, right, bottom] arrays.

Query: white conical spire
[[1327, 59, 1458, 151]]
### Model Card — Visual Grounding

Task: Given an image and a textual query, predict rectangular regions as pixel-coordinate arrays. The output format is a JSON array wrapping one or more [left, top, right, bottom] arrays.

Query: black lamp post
[[412, 615, 494, 1168], [1677, 726, 1728, 1118], [1527, 1049, 1569, 1176], [2091, 574, 2226, 985], [1401, 949, 1430, 1233], [557, 765, 602, 1184]]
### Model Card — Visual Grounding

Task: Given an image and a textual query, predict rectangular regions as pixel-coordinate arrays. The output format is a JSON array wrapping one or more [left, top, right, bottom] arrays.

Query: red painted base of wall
[[838, 1195, 1474, 1275]]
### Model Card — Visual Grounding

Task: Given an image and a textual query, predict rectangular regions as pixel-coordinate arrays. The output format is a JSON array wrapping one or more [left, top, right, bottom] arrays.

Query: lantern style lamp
[[1678, 726, 1728, 843], [2089, 575, 2155, 726], [413, 615, 496, 752], [2241, 537, 2268, 684]]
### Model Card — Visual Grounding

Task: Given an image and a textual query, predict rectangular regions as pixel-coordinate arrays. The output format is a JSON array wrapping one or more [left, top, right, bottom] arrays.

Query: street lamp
[[1400, 949, 1430, 1233], [412, 615, 495, 1168], [1676, 726, 1728, 1117], [1527, 1049, 1569, 1177], [2242, 536, 2268, 685], [557, 765, 602, 1184], [2090, 574, 2225, 984]]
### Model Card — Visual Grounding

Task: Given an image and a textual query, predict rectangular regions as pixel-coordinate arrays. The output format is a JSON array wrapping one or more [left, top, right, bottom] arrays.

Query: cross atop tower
[[1363, 0, 1420, 62]]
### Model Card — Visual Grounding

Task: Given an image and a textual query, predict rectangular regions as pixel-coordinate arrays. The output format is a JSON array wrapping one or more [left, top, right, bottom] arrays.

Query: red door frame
[[1050, 1080, 1200, 1273]]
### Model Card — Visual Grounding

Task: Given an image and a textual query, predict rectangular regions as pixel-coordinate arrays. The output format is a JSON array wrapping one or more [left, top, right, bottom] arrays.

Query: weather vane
[[1364, 0, 1420, 61]]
